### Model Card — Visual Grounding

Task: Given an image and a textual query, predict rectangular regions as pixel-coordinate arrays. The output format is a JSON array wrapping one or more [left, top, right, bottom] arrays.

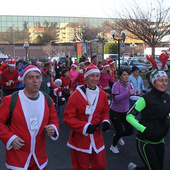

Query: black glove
[[142, 90, 147, 93], [102, 122, 110, 132], [86, 124, 97, 134]]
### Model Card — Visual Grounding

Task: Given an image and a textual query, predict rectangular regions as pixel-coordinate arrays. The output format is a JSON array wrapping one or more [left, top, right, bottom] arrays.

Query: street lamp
[[130, 43, 137, 57], [111, 30, 126, 71], [23, 41, 29, 60]]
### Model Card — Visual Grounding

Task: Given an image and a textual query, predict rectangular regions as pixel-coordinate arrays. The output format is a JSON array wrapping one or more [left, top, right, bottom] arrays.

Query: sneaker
[[118, 137, 125, 145], [128, 162, 137, 170], [110, 145, 120, 154]]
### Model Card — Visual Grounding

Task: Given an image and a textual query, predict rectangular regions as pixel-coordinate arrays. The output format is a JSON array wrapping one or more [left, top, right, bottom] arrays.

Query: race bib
[[30, 118, 38, 130], [85, 105, 92, 115]]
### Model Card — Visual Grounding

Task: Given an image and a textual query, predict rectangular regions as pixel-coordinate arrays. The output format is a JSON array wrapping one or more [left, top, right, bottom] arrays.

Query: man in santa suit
[[0, 65, 59, 170], [0, 60, 20, 97], [63, 63, 110, 170]]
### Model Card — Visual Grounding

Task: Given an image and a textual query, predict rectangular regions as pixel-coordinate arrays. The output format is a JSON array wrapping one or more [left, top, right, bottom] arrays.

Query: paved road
[[1, 107, 170, 170], [0, 79, 170, 169]]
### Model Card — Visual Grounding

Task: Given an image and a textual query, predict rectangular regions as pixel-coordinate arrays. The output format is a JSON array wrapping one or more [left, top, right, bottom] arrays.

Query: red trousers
[[70, 148, 106, 170], [10, 156, 46, 170]]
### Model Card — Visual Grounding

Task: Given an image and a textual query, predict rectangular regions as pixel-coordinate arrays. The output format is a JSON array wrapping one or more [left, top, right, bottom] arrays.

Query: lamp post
[[23, 41, 29, 60], [130, 42, 137, 57], [111, 30, 126, 71]]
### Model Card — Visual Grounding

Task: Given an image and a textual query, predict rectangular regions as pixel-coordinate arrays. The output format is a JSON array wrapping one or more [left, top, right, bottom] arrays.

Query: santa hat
[[53, 87, 65, 101], [8, 60, 16, 67], [71, 63, 78, 68], [85, 58, 89, 62], [108, 59, 115, 65], [84, 63, 100, 78], [36, 61, 42, 65], [54, 79, 62, 86], [7, 58, 11, 62], [0, 61, 3, 64], [18, 65, 41, 81], [4, 58, 11, 62], [103, 61, 110, 68]]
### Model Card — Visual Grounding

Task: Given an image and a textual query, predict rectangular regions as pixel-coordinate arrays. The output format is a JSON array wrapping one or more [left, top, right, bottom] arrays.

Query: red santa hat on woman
[[8, 60, 16, 67], [71, 63, 78, 68], [108, 59, 115, 65], [103, 61, 110, 68], [18, 65, 41, 81], [84, 63, 100, 78]]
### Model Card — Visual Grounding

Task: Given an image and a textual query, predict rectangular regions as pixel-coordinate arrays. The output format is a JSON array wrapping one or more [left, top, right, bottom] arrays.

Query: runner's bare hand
[[12, 137, 25, 150]]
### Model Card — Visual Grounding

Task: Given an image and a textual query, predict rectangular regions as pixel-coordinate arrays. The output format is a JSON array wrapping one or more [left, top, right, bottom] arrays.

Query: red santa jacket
[[63, 85, 110, 154], [0, 90, 59, 170], [60, 76, 71, 93], [0, 69, 20, 89]]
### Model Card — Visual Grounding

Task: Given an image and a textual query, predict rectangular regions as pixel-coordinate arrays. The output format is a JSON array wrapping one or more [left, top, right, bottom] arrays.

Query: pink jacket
[[98, 71, 114, 88]]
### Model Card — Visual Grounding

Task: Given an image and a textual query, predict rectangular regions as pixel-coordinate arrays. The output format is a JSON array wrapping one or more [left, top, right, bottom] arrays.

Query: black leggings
[[110, 109, 134, 146], [135, 138, 165, 170]]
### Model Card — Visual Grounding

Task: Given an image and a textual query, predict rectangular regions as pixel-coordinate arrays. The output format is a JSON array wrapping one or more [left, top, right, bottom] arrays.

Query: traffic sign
[[121, 42, 125, 52]]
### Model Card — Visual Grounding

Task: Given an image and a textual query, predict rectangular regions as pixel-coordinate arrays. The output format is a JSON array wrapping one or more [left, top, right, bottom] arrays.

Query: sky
[[0, 0, 169, 18]]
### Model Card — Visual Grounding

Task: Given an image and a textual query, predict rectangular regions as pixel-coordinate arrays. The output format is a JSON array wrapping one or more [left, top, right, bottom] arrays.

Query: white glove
[[61, 98, 65, 101]]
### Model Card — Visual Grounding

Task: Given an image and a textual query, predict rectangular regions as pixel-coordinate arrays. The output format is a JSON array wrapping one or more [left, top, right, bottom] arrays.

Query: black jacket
[[137, 87, 170, 142]]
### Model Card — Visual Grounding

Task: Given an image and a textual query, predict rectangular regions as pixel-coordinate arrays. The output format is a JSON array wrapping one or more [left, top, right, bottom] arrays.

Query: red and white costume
[[70, 70, 86, 91], [0, 90, 59, 170], [60, 76, 71, 93], [64, 85, 110, 169], [0, 69, 20, 89]]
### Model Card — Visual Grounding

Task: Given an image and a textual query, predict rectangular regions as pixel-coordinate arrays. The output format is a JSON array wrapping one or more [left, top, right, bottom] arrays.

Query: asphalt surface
[[0, 78, 170, 169]]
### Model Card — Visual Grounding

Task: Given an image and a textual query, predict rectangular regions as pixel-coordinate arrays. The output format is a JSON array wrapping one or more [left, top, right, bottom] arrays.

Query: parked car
[[116, 59, 131, 72], [122, 53, 131, 60], [104, 54, 118, 60], [127, 59, 148, 72], [133, 57, 168, 72], [116, 59, 148, 73]]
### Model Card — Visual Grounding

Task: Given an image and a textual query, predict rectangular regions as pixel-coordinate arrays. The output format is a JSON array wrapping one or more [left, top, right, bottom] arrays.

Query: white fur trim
[[110, 61, 114, 65], [71, 63, 78, 68], [79, 69, 83, 73], [53, 88, 58, 96], [84, 69, 100, 78], [54, 79, 62, 85], [103, 64, 109, 68], [61, 98, 65, 101], [18, 67, 41, 81], [8, 64, 15, 67]]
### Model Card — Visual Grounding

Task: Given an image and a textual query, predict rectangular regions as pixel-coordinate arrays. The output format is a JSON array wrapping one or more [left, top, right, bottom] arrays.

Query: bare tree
[[110, 0, 170, 57]]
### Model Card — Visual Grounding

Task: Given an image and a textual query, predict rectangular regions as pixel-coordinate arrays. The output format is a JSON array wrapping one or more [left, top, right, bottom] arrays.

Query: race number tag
[[30, 118, 38, 130], [85, 105, 92, 115], [47, 82, 51, 87]]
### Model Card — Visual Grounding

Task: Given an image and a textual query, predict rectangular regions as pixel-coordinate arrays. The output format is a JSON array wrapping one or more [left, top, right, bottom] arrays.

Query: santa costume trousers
[[70, 148, 106, 170]]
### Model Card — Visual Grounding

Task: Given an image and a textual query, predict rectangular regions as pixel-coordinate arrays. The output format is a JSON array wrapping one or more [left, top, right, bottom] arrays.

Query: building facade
[[0, 15, 152, 60]]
